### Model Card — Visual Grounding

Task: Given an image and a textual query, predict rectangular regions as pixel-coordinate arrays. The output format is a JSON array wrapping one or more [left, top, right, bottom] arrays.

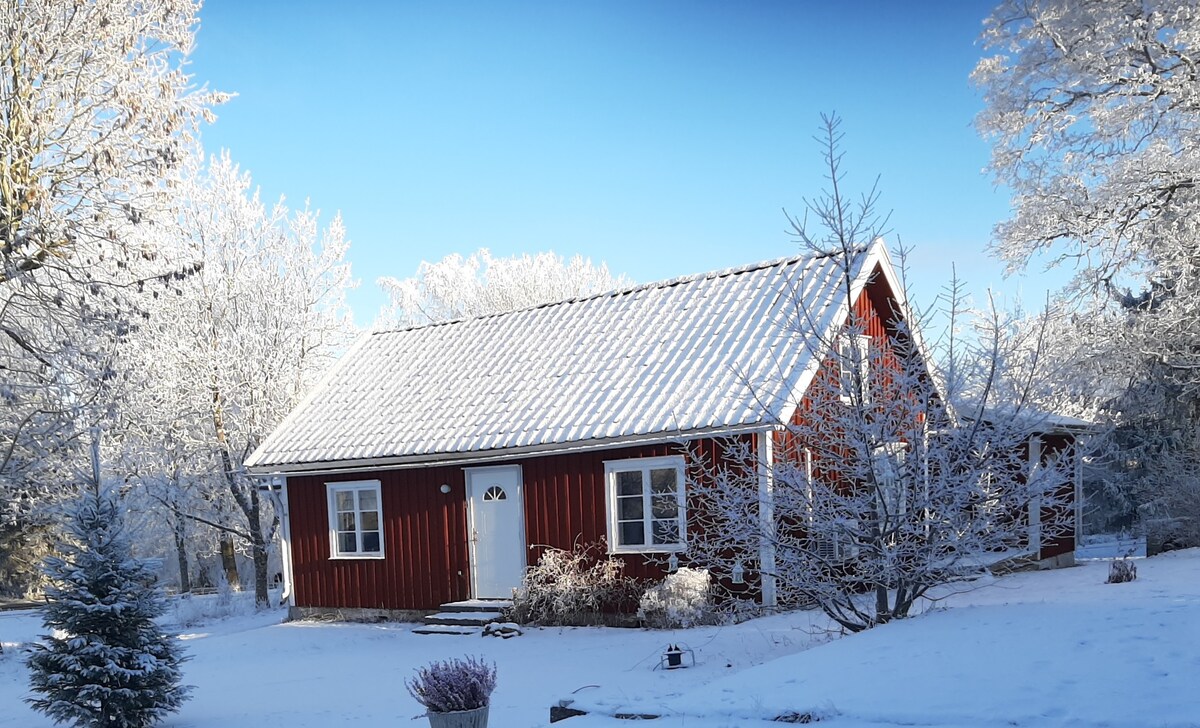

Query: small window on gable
[[839, 334, 871, 404], [604, 456, 686, 554], [327, 480, 384, 559]]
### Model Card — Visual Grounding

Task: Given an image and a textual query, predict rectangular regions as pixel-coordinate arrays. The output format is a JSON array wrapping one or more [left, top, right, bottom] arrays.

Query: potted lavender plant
[[406, 656, 497, 728]]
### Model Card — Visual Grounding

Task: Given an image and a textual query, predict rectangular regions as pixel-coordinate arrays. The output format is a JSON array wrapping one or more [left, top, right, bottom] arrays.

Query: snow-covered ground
[[1076, 531, 1146, 560], [2, 550, 1197, 727]]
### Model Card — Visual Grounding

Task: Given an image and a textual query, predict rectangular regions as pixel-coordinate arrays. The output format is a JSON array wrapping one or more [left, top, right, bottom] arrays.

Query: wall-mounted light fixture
[[439, 484, 451, 494], [731, 561, 745, 585]]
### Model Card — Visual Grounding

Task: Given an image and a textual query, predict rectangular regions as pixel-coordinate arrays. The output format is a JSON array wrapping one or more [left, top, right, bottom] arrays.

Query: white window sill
[[328, 553, 386, 560], [609, 545, 686, 555]]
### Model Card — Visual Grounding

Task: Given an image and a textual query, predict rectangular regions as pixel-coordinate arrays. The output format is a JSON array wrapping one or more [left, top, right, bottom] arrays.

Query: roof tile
[[247, 247, 872, 468]]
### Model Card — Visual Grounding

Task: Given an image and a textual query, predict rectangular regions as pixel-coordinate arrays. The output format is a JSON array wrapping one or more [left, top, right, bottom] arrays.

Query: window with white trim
[[605, 456, 686, 553], [327, 480, 383, 558], [839, 334, 871, 404]]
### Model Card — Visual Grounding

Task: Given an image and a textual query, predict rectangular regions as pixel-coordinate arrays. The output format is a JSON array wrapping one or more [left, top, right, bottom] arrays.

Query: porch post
[[279, 476, 296, 608], [757, 431, 778, 607], [1028, 435, 1043, 559]]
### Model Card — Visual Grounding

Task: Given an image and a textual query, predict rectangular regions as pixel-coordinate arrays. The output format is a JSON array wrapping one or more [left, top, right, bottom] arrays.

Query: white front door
[[465, 465, 526, 599]]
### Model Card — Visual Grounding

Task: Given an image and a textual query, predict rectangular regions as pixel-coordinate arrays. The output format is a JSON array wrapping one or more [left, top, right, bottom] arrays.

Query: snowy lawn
[[2, 550, 1197, 727]]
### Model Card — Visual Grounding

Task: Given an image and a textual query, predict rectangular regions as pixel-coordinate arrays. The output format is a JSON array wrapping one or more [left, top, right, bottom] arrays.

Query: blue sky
[[189, 0, 1060, 328]]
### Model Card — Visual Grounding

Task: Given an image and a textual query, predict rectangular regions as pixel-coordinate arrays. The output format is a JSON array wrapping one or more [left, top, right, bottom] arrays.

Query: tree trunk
[[217, 448, 271, 608], [241, 481, 271, 608], [251, 521, 270, 609], [218, 535, 241, 590], [874, 584, 890, 625], [173, 515, 191, 594], [211, 381, 270, 608]]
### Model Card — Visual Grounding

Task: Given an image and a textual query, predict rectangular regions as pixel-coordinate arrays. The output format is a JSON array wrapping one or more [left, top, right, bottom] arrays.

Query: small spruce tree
[[26, 489, 191, 727]]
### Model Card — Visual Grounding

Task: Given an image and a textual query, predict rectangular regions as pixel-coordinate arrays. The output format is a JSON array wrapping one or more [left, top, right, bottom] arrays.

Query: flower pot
[[426, 705, 489, 728]]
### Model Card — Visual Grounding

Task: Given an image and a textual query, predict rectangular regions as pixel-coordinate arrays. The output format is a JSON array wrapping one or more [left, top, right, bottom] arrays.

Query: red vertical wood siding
[[775, 264, 910, 469], [287, 466, 470, 611], [286, 438, 740, 610], [1038, 433, 1078, 559], [768, 268, 1079, 562], [521, 438, 738, 582]]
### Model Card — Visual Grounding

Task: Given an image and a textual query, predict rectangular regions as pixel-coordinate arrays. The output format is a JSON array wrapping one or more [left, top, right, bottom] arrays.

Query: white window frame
[[839, 334, 872, 404], [604, 455, 687, 554], [326, 480, 385, 560]]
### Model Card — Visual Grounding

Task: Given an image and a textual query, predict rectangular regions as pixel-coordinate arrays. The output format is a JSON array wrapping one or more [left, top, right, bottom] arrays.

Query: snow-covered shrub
[[163, 589, 264, 628], [508, 540, 641, 626], [26, 490, 191, 727], [638, 567, 719, 629], [406, 656, 496, 713], [1107, 559, 1138, 584]]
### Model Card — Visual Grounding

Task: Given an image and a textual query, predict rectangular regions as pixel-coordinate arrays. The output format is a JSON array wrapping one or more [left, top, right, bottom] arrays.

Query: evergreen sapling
[[26, 490, 191, 727]]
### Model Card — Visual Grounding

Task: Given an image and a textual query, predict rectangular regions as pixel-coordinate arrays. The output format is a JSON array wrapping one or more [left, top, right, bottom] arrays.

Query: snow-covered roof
[[247, 242, 893, 472], [966, 406, 1096, 433]]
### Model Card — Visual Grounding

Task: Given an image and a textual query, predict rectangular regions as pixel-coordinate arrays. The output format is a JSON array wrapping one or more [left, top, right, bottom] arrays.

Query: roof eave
[[246, 422, 775, 478]]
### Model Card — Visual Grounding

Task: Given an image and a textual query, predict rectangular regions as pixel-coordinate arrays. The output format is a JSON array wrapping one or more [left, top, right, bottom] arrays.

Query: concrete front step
[[424, 610, 505, 626], [414, 599, 513, 635], [412, 624, 480, 636], [438, 599, 513, 613]]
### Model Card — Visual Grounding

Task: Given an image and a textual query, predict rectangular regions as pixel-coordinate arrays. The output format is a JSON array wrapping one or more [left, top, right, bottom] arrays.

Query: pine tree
[[26, 489, 191, 727]]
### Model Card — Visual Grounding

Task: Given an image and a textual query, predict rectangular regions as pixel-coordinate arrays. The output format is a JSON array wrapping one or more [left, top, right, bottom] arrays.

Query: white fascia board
[[246, 422, 775, 478], [775, 241, 878, 427], [774, 239, 946, 428]]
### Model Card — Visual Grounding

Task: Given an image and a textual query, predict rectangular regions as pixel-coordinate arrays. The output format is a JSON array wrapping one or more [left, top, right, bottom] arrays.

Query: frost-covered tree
[[114, 152, 355, 606], [26, 489, 190, 728], [109, 368, 220, 596], [974, 0, 1200, 287], [683, 117, 1073, 632], [378, 248, 629, 327], [0, 0, 221, 593], [974, 0, 1200, 539]]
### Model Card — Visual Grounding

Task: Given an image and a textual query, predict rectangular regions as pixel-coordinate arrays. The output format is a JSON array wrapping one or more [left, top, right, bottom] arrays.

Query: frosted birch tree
[[119, 153, 354, 606], [378, 248, 629, 327], [108, 330, 221, 594], [683, 116, 1073, 632], [974, 0, 1200, 540], [0, 0, 221, 594]]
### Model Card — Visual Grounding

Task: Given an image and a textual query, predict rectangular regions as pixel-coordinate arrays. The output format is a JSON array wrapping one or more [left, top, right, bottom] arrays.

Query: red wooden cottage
[[246, 240, 1079, 620]]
